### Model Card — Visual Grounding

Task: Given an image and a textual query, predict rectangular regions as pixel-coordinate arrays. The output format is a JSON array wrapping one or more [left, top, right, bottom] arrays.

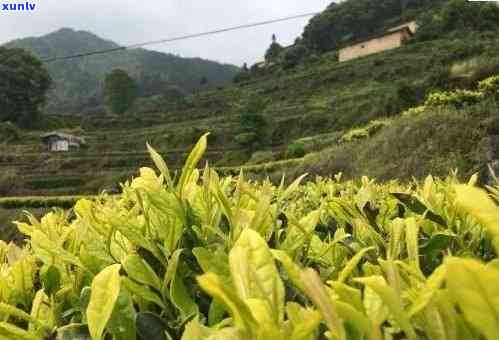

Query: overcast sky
[[0, 0, 332, 66]]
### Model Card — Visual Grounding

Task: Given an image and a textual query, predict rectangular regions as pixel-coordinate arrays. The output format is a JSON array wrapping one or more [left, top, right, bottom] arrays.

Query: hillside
[[4, 28, 239, 114], [2, 29, 499, 197]]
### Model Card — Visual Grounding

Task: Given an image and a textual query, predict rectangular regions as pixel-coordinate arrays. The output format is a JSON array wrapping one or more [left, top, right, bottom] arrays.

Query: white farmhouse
[[41, 132, 86, 152]]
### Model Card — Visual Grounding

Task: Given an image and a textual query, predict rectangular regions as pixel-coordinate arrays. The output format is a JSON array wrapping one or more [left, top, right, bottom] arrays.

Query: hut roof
[[40, 132, 86, 144]]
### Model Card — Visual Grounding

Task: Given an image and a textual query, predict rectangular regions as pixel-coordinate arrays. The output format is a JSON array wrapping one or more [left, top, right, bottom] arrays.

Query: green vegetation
[[416, 0, 499, 42], [479, 75, 499, 99], [4, 28, 239, 114], [302, 0, 442, 53], [0, 47, 51, 127], [0, 122, 21, 144], [424, 89, 484, 108], [265, 34, 284, 63], [1, 137, 499, 339], [0, 195, 94, 209], [104, 69, 138, 114], [339, 119, 391, 144], [236, 96, 270, 151], [2, 0, 499, 198], [229, 75, 499, 182], [2, 33, 499, 196], [286, 141, 306, 158]]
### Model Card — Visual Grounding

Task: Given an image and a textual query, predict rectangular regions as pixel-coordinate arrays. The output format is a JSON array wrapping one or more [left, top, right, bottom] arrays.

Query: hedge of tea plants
[[1, 135, 499, 340]]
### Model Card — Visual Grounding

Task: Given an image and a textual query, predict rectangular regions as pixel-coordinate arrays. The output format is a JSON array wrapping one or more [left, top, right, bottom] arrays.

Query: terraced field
[[2, 33, 499, 196]]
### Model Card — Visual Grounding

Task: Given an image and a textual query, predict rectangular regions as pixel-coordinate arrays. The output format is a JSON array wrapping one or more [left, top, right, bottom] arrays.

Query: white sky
[[0, 0, 333, 66]]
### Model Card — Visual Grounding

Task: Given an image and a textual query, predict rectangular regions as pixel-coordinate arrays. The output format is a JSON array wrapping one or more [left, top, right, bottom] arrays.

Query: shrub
[[425, 66, 451, 90], [233, 71, 251, 83], [0, 122, 21, 143], [27, 177, 85, 190], [402, 105, 427, 117], [0, 169, 18, 195], [286, 142, 306, 159], [247, 150, 276, 164], [0, 195, 89, 209], [282, 44, 308, 69], [396, 81, 422, 107], [478, 75, 499, 99], [425, 89, 485, 108], [237, 96, 270, 150], [235, 132, 258, 147], [340, 119, 391, 143]]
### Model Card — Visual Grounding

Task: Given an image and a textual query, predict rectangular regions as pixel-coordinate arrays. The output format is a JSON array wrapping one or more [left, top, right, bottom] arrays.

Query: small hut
[[41, 132, 86, 152]]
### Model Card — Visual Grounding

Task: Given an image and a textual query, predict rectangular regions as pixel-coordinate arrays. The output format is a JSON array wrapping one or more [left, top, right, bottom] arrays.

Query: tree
[[0, 47, 51, 127], [235, 96, 270, 151], [416, 0, 499, 41], [200, 76, 208, 85], [163, 85, 186, 107], [282, 44, 308, 70], [104, 69, 137, 114], [265, 34, 284, 63]]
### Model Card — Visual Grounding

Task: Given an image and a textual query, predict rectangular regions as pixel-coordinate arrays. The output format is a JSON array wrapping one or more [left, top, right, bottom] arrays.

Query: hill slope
[[2, 31, 499, 196], [4, 28, 239, 114]]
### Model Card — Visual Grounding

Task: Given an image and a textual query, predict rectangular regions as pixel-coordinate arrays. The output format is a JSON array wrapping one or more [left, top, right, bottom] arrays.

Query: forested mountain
[[4, 28, 239, 114]]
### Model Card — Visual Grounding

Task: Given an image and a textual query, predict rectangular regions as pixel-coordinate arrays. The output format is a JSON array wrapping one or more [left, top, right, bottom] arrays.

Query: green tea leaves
[[446, 257, 499, 340], [147, 143, 173, 187], [123, 254, 161, 291], [87, 264, 121, 340], [455, 185, 499, 251], [229, 228, 285, 324]]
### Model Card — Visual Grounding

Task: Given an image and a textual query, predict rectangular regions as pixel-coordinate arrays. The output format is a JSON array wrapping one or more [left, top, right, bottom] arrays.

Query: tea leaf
[[170, 271, 199, 320], [355, 276, 417, 340], [337, 247, 375, 283], [455, 185, 499, 251], [178, 133, 209, 197], [446, 257, 499, 339], [229, 228, 285, 324], [0, 322, 41, 340], [147, 143, 172, 187], [123, 254, 162, 291], [301, 269, 346, 340], [87, 264, 121, 340], [391, 192, 446, 226], [136, 312, 173, 340], [197, 272, 257, 333]]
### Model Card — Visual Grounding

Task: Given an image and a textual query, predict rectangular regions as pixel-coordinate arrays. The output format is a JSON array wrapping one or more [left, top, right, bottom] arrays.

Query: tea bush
[[479, 75, 499, 99], [424, 89, 485, 108], [340, 119, 391, 143], [0, 136, 499, 339], [286, 141, 306, 158], [0, 195, 90, 209]]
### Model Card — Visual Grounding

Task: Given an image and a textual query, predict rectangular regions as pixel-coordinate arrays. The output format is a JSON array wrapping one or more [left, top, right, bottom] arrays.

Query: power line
[[41, 12, 320, 63]]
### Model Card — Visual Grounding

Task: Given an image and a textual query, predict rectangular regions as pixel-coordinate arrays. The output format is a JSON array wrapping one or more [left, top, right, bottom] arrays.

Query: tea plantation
[[2, 33, 499, 197]]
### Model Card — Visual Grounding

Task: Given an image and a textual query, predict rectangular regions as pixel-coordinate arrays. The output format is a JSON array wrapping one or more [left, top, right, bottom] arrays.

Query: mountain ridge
[[4, 28, 240, 115]]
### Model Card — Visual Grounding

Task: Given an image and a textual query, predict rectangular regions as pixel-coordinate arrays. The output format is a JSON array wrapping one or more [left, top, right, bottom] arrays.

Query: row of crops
[[0, 196, 91, 210], [1, 134, 499, 339]]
